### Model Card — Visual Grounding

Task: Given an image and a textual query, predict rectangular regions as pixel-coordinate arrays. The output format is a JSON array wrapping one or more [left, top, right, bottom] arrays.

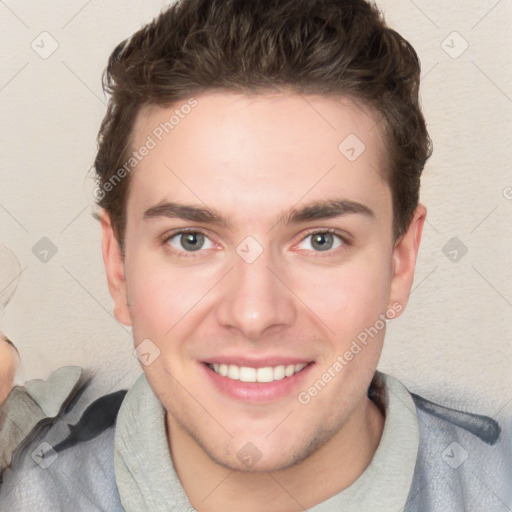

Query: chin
[[207, 430, 329, 474], [215, 449, 298, 474]]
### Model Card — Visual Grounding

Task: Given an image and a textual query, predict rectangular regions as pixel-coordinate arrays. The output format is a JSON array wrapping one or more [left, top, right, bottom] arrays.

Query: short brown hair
[[94, 0, 432, 255]]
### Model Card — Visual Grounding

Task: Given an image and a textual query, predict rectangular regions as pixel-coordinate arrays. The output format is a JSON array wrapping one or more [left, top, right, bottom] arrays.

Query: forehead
[[127, 91, 390, 227]]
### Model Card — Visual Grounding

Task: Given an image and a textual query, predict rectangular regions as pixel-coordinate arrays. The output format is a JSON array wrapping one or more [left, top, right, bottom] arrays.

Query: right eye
[[162, 229, 215, 256]]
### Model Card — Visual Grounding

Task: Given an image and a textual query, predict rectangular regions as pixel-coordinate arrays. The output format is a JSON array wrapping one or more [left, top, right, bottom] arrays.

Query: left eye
[[165, 231, 215, 252], [297, 231, 344, 252]]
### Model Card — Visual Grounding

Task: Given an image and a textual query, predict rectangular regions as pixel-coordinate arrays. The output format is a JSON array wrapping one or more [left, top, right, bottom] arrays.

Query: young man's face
[[102, 91, 424, 472]]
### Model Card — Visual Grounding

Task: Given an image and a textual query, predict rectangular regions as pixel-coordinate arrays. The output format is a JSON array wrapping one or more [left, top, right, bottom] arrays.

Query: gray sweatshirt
[[0, 369, 510, 511]]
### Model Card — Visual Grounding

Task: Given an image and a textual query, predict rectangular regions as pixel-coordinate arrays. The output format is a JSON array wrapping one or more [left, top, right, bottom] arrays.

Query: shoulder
[[405, 390, 512, 511], [0, 369, 129, 511]]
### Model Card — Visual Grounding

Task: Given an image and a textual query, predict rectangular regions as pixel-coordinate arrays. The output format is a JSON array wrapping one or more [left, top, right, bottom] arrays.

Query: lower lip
[[201, 363, 314, 403]]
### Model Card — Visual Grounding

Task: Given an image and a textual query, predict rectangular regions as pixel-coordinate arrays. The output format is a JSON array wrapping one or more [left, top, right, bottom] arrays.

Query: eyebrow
[[142, 198, 375, 228]]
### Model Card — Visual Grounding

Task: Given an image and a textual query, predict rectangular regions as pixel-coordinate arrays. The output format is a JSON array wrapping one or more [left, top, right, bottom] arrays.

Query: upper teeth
[[210, 363, 307, 383]]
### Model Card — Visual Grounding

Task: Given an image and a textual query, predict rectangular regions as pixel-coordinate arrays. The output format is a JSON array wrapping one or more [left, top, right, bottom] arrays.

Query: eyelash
[[161, 228, 350, 259]]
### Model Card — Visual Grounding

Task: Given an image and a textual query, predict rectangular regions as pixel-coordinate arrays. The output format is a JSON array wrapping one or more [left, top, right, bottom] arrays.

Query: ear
[[388, 204, 426, 316], [100, 210, 132, 326]]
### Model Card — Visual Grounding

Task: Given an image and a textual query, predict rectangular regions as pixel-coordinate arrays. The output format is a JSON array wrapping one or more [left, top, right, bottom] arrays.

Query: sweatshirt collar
[[114, 371, 419, 511]]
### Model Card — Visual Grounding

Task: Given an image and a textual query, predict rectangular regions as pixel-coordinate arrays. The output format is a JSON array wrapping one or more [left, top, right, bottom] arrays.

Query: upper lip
[[203, 357, 314, 368]]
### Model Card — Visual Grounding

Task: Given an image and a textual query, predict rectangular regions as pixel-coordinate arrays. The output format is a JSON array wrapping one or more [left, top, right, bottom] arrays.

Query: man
[[0, 0, 510, 510]]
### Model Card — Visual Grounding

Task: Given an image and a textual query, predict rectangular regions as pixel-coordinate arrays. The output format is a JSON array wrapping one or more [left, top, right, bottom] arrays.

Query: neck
[[167, 397, 384, 512]]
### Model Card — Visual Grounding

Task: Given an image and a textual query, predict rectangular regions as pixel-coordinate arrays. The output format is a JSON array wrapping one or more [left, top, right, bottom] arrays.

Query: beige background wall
[[0, 1, 511, 417]]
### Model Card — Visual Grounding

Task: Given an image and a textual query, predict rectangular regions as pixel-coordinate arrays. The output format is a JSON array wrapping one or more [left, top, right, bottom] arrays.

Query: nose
[[214, 245, 296, 341]]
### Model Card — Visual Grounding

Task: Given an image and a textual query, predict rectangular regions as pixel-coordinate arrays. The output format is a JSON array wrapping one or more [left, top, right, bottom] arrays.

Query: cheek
[[125, 254, 215, 340], [297, 253, 392, 338], [124, 255, 177, 336]]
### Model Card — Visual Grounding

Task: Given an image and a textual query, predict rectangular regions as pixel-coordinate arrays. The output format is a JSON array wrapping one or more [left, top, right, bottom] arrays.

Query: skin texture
[[101, 91, 426, 511], [0, 335, 18, 404]]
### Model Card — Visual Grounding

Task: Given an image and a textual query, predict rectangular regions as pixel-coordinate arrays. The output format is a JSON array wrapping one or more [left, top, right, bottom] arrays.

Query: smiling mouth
[[206, 362, 310, 383]]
